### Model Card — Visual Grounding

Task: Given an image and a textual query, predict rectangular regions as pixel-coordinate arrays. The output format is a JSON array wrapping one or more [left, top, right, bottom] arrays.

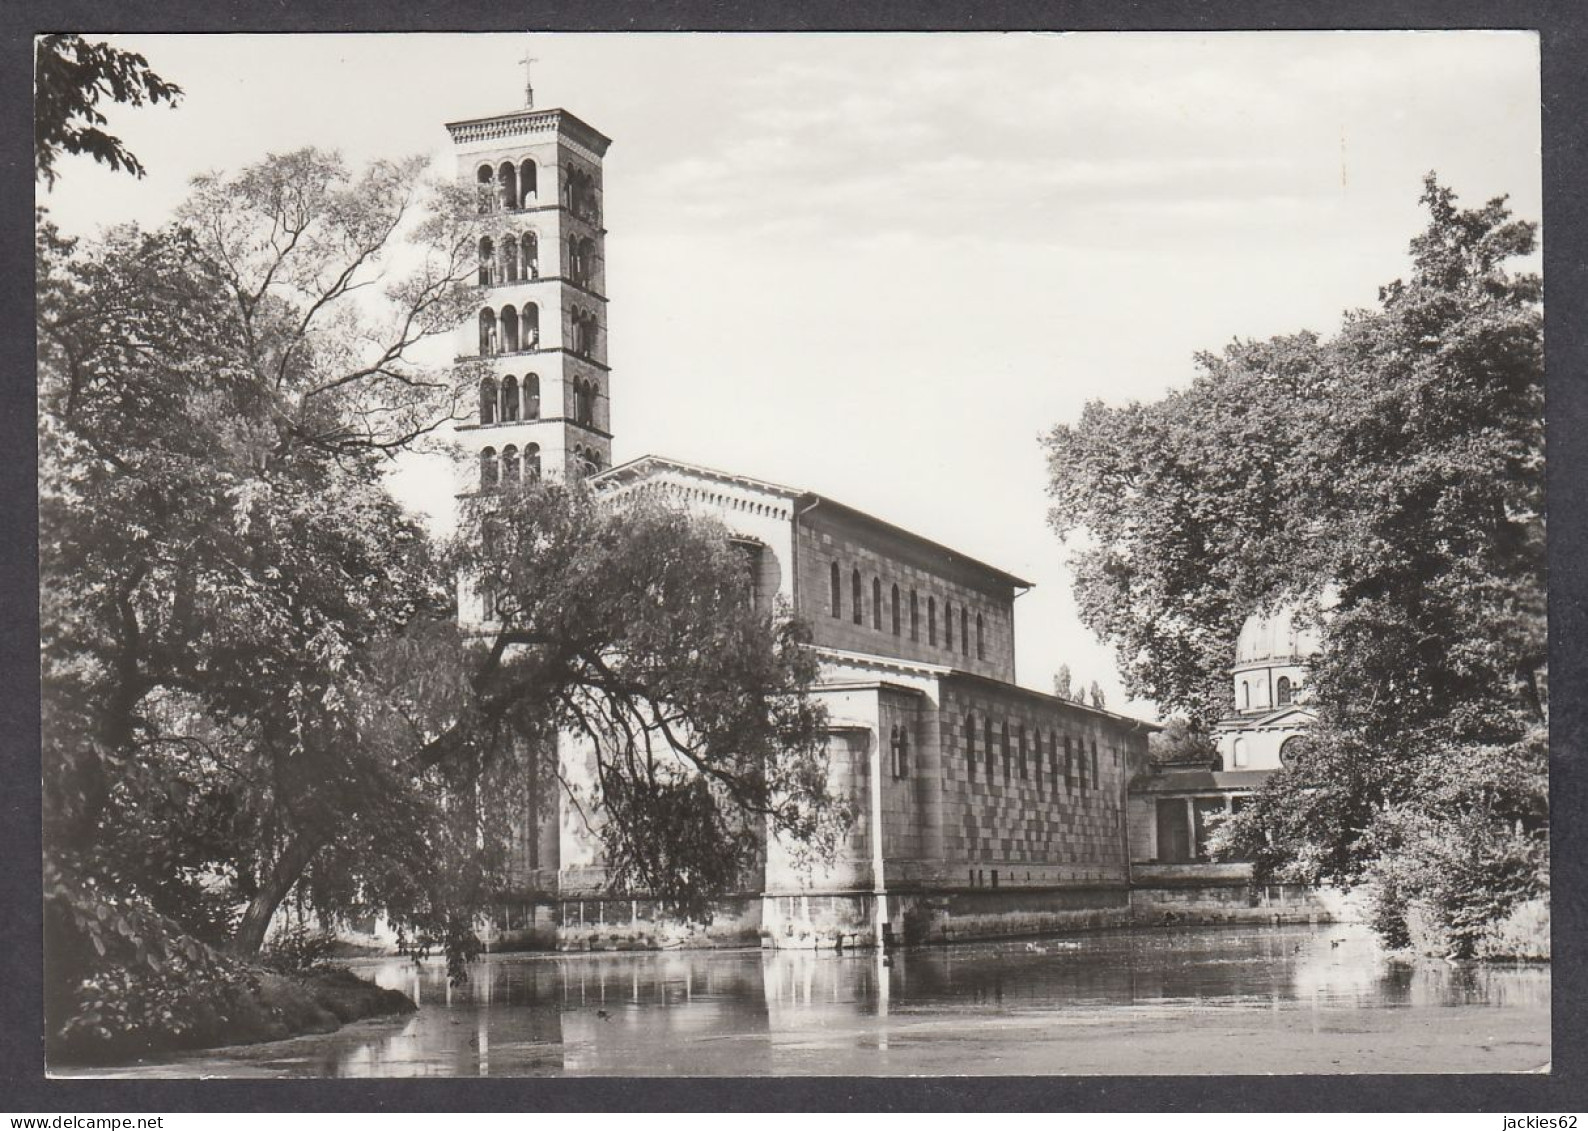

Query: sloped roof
[[595, 453, 1034, 589]]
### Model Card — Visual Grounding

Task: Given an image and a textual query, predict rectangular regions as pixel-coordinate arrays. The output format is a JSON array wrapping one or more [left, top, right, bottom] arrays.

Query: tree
[[1053, 664, 1073, 701], [35, 34, 182, 187], [1043, 177, 1545, 951], [1148, 717, 1216, 768], [446, 481, 840, 921], [40, 143, 839, 1013]]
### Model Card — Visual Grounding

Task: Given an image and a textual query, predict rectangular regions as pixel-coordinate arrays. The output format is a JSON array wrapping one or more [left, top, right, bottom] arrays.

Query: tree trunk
[[230, 832, 326, 956]]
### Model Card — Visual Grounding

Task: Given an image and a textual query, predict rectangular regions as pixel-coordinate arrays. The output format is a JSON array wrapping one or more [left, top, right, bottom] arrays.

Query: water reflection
[[101, 924, 1550, 1077]]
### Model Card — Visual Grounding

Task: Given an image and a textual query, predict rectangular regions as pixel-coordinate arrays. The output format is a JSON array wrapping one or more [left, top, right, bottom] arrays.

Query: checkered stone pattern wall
[[935, 683, 1140, 887], [795, 519, 1016, 683]]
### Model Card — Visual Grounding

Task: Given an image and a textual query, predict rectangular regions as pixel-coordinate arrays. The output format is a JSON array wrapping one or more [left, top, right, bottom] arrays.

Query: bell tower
[[447, 82, 613, 489]]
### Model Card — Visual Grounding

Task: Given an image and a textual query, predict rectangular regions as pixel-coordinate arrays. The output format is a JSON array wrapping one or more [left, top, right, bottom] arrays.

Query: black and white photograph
[[30, 26, 1555, 1085]]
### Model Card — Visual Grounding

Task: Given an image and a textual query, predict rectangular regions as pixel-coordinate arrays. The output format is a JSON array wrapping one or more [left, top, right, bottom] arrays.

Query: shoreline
[[48, 965, 416, 1072]]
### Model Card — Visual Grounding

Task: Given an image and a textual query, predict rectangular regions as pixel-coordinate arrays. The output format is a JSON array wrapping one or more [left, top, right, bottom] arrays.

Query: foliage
[[43, 856, 255, 1062], [448, 481, 842, 923], [35, 34, 182, 187], [1045, 177, 1546, 949], [1148, 716, 1217, 768], [39, 145, 484, 1004], [258, 913, 341, 975]]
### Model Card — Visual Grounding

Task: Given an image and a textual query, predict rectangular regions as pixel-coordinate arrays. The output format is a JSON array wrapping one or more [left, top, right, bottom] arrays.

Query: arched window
[[498, 161, 517, 211], [910, 590, 919, 642], [524, 373, 541, 419], [976, 613, 986, 660], [479, 377, 498, 425], [478, 236, 495, 286], [1232, 737, 1248, 768], [478, 308, 498, 356], [576, 379, 597, 427], [891, 724, 909, 779], [522, 232, 538, 279], [928, 597, 937, 646], [479, 446, 499, 490], [476, 164, 495, 213], [1018, 725, 1028, 779], [572, 237, 595, 288], [1049, 730, 1060, 784], [1065, 735, 1077, 788], [1033, 729, 1043, 790], [830, 562, 841, 618], [524, 442, 541, 480], [502, 237, 518, 282], [1279, 736, 1306, 766], [945, 600, 954, 650], [1242, 681, 1251, 709], [891, 584, 901, 635], [1276, 676, 1293, 706], [501, 444, 520, 483], [519, 159, 537, 205], [960, 607, 969, 655], [1001, 722, 1011, 782], [522, 303, 540, 349], [500, 375, 519, 422], [851, 569, 863, 625], [481, 581, 497, 620], [984, 717, 995, 778], [501, 304, 520, 353], [966, 713, 977, 781], [872, 578, 882, 629], [1091, 740, 1100, 789], [570, 309, 589, 357]]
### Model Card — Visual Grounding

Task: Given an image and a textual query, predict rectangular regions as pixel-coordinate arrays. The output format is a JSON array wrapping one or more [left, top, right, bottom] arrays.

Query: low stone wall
[[1128, 863, 1348, 927], [475, 873, 1360, 954], [761, 887, 1135, 950], [483, 895, 763, 952]]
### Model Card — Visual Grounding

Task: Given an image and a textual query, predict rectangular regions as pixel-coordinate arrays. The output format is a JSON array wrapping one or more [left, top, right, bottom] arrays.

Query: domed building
[[1214, 605, 1320, 772], [1127, 604, 1319, 869]]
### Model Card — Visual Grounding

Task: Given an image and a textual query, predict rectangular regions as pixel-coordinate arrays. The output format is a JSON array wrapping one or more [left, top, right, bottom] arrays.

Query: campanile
[[447, 85, 613, 487]]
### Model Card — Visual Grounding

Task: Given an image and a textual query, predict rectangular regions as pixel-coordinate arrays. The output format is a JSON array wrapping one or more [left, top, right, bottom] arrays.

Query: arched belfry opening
[[498, 162, 518, 211]]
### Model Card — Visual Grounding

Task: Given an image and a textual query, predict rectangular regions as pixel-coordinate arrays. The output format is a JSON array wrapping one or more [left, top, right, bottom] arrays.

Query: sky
[[39, 31, 1543, 720]]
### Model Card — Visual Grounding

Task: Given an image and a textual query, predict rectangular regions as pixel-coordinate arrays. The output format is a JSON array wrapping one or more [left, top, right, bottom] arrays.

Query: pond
[[70, 922, 1550, 1077]]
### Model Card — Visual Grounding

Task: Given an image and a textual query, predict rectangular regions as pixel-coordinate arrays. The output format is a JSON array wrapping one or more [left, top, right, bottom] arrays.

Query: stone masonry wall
[[934, 681, 1142, 888], [795, 510, 1016, 683]]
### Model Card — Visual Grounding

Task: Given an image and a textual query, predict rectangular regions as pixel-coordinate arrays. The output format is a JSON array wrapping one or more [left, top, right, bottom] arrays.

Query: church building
[[445, 87, 1160, 949], [1127, 606, 1318, 869]]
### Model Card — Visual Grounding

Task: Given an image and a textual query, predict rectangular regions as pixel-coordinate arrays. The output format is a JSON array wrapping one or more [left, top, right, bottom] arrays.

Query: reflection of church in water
[[445, 85, 1318, 949]]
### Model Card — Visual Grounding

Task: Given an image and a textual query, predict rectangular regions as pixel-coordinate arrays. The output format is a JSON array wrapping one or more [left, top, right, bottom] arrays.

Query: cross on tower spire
[[519, 51, 538, 109]]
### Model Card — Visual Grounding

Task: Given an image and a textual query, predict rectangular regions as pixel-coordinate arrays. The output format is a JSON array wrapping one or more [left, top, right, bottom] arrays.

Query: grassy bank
[[49, 963, 415, 1069]]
